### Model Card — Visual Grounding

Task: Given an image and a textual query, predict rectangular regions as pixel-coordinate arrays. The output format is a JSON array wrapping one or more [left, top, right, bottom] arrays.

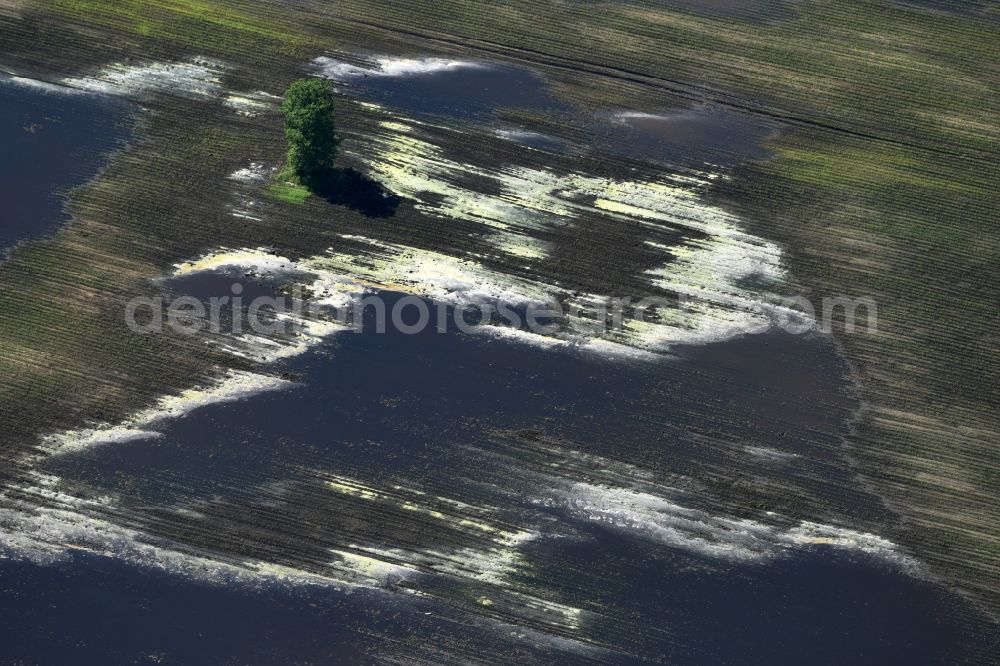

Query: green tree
[[280, 78, 339, 188]]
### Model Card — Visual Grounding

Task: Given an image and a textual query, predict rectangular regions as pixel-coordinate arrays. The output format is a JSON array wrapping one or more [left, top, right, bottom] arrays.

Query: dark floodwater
[[32, 286, 998, 663], [0, 552, 583, 665], [4, 70, 998, 664], [0, 534, 992, 664], [596, 108, 775, 167], [334, 62, 569, 120], [326, 60, 773, 167], [0, 77, 129, 253]]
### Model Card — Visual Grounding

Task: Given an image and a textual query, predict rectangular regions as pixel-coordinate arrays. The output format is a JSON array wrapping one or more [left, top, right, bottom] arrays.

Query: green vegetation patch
[[267, 180, 311, 205]]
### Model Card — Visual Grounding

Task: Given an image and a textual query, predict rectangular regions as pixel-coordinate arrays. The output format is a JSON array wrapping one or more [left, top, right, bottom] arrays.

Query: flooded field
[[318, 55, 772, 168], [11, 281, 999, 662], [0, 39, 997, 664], [0, 76, 129, 253], [316, 56, 569, 119], [600, 108, 775, 166]]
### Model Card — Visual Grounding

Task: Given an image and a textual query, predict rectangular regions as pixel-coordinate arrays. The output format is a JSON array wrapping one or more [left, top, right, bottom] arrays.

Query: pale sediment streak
[[226, 163, 273, 221], [493, 128, 566, 148], [173, 247, 299, 276], [319, 474, 586, 629], [228, 162, 272, 184], [315, 475, 588, 634], [362, 122, 563, 259], [745, 444, 801, 461], [60, 57, 278, 116], [0, 473, 412, 591], [38, 370, 291, 456], [173, 240, 561, 324], [173, 247, 359, 363], [9, 65, 849, 629], [469, 438, 915, 568], [534, 480, 917, 568], [0, 467, 582, 631], [0, 484, 596, 659], [223, 90, 280, 117], [62, 57, 226, 98], [33, 60, 805, 462], [10, 287, 886, 633], [164, 220, 792, 360], [309, 236, 560, 308], [1, 470, 508, 587], [1, 73, 91, 95], [314, 55, 487, 80], [352, 117, 810, 349], [34, 246, 356, 459], [215, 111, 805, 353]]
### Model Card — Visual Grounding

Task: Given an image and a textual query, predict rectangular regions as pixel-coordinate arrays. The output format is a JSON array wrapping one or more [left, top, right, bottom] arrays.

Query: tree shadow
[[309, 168, 401, 218]]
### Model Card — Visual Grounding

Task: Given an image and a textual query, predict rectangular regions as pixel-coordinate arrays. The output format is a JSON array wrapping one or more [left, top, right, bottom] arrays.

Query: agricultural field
[[0, 0, 997, 662]]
